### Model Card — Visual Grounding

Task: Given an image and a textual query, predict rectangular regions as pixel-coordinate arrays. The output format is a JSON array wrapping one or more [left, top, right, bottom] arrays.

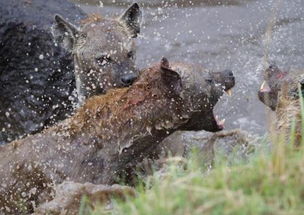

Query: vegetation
[[98, 145, 303, 215]]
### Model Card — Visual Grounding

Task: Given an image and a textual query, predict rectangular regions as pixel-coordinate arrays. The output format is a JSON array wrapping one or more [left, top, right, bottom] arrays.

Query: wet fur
[[0, 59, 235, 213], [53, 4, 142, 104], [0, 2, 141, 144], [0, 62, 187, 214], [0, 0, 86, 144]]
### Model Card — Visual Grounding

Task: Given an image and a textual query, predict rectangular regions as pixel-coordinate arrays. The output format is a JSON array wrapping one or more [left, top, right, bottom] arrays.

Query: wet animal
[[170, 62, 235, 132], [0, 0, 141, 143], [0, 58, 234, 214], [258, 64, 304, 145], [0, 58, 185, 214], [52, 3, 141, 104]]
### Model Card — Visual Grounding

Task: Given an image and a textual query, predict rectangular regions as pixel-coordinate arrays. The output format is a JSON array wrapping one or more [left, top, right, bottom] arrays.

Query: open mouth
[[226, 89, 233, 96], [212, 87, 234, 131], [215, 115, 225, 130], [180, 70, 235, 132], [258, 80, 277, 111]]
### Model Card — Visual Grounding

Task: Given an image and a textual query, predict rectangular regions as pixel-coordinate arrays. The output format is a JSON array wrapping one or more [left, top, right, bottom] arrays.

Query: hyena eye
[[127, 51, 134, 59], [96, 55, 111, 67], [205, 78, 214, 84]]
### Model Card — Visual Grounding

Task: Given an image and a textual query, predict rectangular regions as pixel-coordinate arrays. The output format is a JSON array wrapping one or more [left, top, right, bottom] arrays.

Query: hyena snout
[[211, 69, 235, 92], [121, 73, 138, 86], [116, 63, 139, 87], [220, 69, 235, 91]]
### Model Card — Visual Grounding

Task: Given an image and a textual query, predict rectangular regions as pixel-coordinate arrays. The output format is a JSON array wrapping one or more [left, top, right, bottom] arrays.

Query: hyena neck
[[73, 58, 105, 105]]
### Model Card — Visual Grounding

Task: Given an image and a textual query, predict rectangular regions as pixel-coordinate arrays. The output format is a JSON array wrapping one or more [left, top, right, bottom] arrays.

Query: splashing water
[[73, 0, 304, 135]]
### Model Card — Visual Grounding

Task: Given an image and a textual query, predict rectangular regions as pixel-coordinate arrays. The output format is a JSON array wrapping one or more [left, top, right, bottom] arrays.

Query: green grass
[[90, 144, 302, 215], [85, 140, 304, 215], [83, 87, 304, 215]]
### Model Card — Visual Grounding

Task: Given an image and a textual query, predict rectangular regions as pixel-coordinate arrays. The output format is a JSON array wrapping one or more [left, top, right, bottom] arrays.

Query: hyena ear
[[119, 3, 142, 38], [160, 57, 170, 69], [52, 14, 79, 51], [160, 57, 182, 94]]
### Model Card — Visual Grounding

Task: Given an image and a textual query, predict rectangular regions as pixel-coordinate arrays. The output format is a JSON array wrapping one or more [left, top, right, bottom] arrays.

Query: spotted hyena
[[0, 2, 141, 144], [258, 64, 304, 145], [0, 58, 234, 214], [0, 58, 236, 214], [0, 58, 186, 214], [52, 3, 142, 104]]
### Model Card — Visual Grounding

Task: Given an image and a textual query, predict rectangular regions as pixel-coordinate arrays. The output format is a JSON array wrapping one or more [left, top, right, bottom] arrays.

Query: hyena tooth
[[219, 118, 226, 126], [226, 89, 232, 96]]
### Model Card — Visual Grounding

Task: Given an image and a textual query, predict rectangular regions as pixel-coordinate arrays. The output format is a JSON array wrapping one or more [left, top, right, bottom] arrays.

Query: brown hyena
[[123, 62, 235, 182], [0, 58, 235, 214], [52, 3, 142, 104], [258, 64, 304, 145], [0, 56, 235, 214], [0, 58, 186, 214]]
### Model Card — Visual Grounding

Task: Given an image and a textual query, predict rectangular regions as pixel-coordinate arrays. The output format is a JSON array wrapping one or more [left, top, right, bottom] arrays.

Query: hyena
[[258, 64, 304, 145], [170, 62, 235, 132], [0, 0, 86, 144], [0, 1, 141, 144], [0, 58, 235, 214], [52, 3, 142, 104], [0, 58, 186, 214]]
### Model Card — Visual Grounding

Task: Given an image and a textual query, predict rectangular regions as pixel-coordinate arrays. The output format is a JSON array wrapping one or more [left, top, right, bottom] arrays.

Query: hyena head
[[52, 3, 142, 104]]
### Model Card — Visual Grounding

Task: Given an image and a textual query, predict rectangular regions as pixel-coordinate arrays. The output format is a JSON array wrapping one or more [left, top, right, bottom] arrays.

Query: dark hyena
[[52, 3, 142, 104], [0, 58, 235, 214], [170, 62, 235, 132]]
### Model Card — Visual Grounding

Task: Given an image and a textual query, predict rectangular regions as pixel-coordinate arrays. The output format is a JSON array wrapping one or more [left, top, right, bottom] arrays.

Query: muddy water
[[72, 0, 304, 135]]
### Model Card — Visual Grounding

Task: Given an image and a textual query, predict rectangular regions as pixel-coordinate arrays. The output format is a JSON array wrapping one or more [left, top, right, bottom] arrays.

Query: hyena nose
[[121, 73, 137, 86], [222, 69, 234, 77], [220, 69, 235, 90]]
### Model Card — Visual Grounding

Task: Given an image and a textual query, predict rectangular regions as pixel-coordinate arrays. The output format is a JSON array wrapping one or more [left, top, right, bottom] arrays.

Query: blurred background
[[72, 0, 304, 135]]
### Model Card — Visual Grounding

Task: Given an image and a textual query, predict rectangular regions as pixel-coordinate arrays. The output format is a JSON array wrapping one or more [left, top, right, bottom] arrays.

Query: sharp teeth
[[226, 89, 232, 96], [215, 115, 225, 126], [219, 118, 226, 126], [260, 81, 266, 90]]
